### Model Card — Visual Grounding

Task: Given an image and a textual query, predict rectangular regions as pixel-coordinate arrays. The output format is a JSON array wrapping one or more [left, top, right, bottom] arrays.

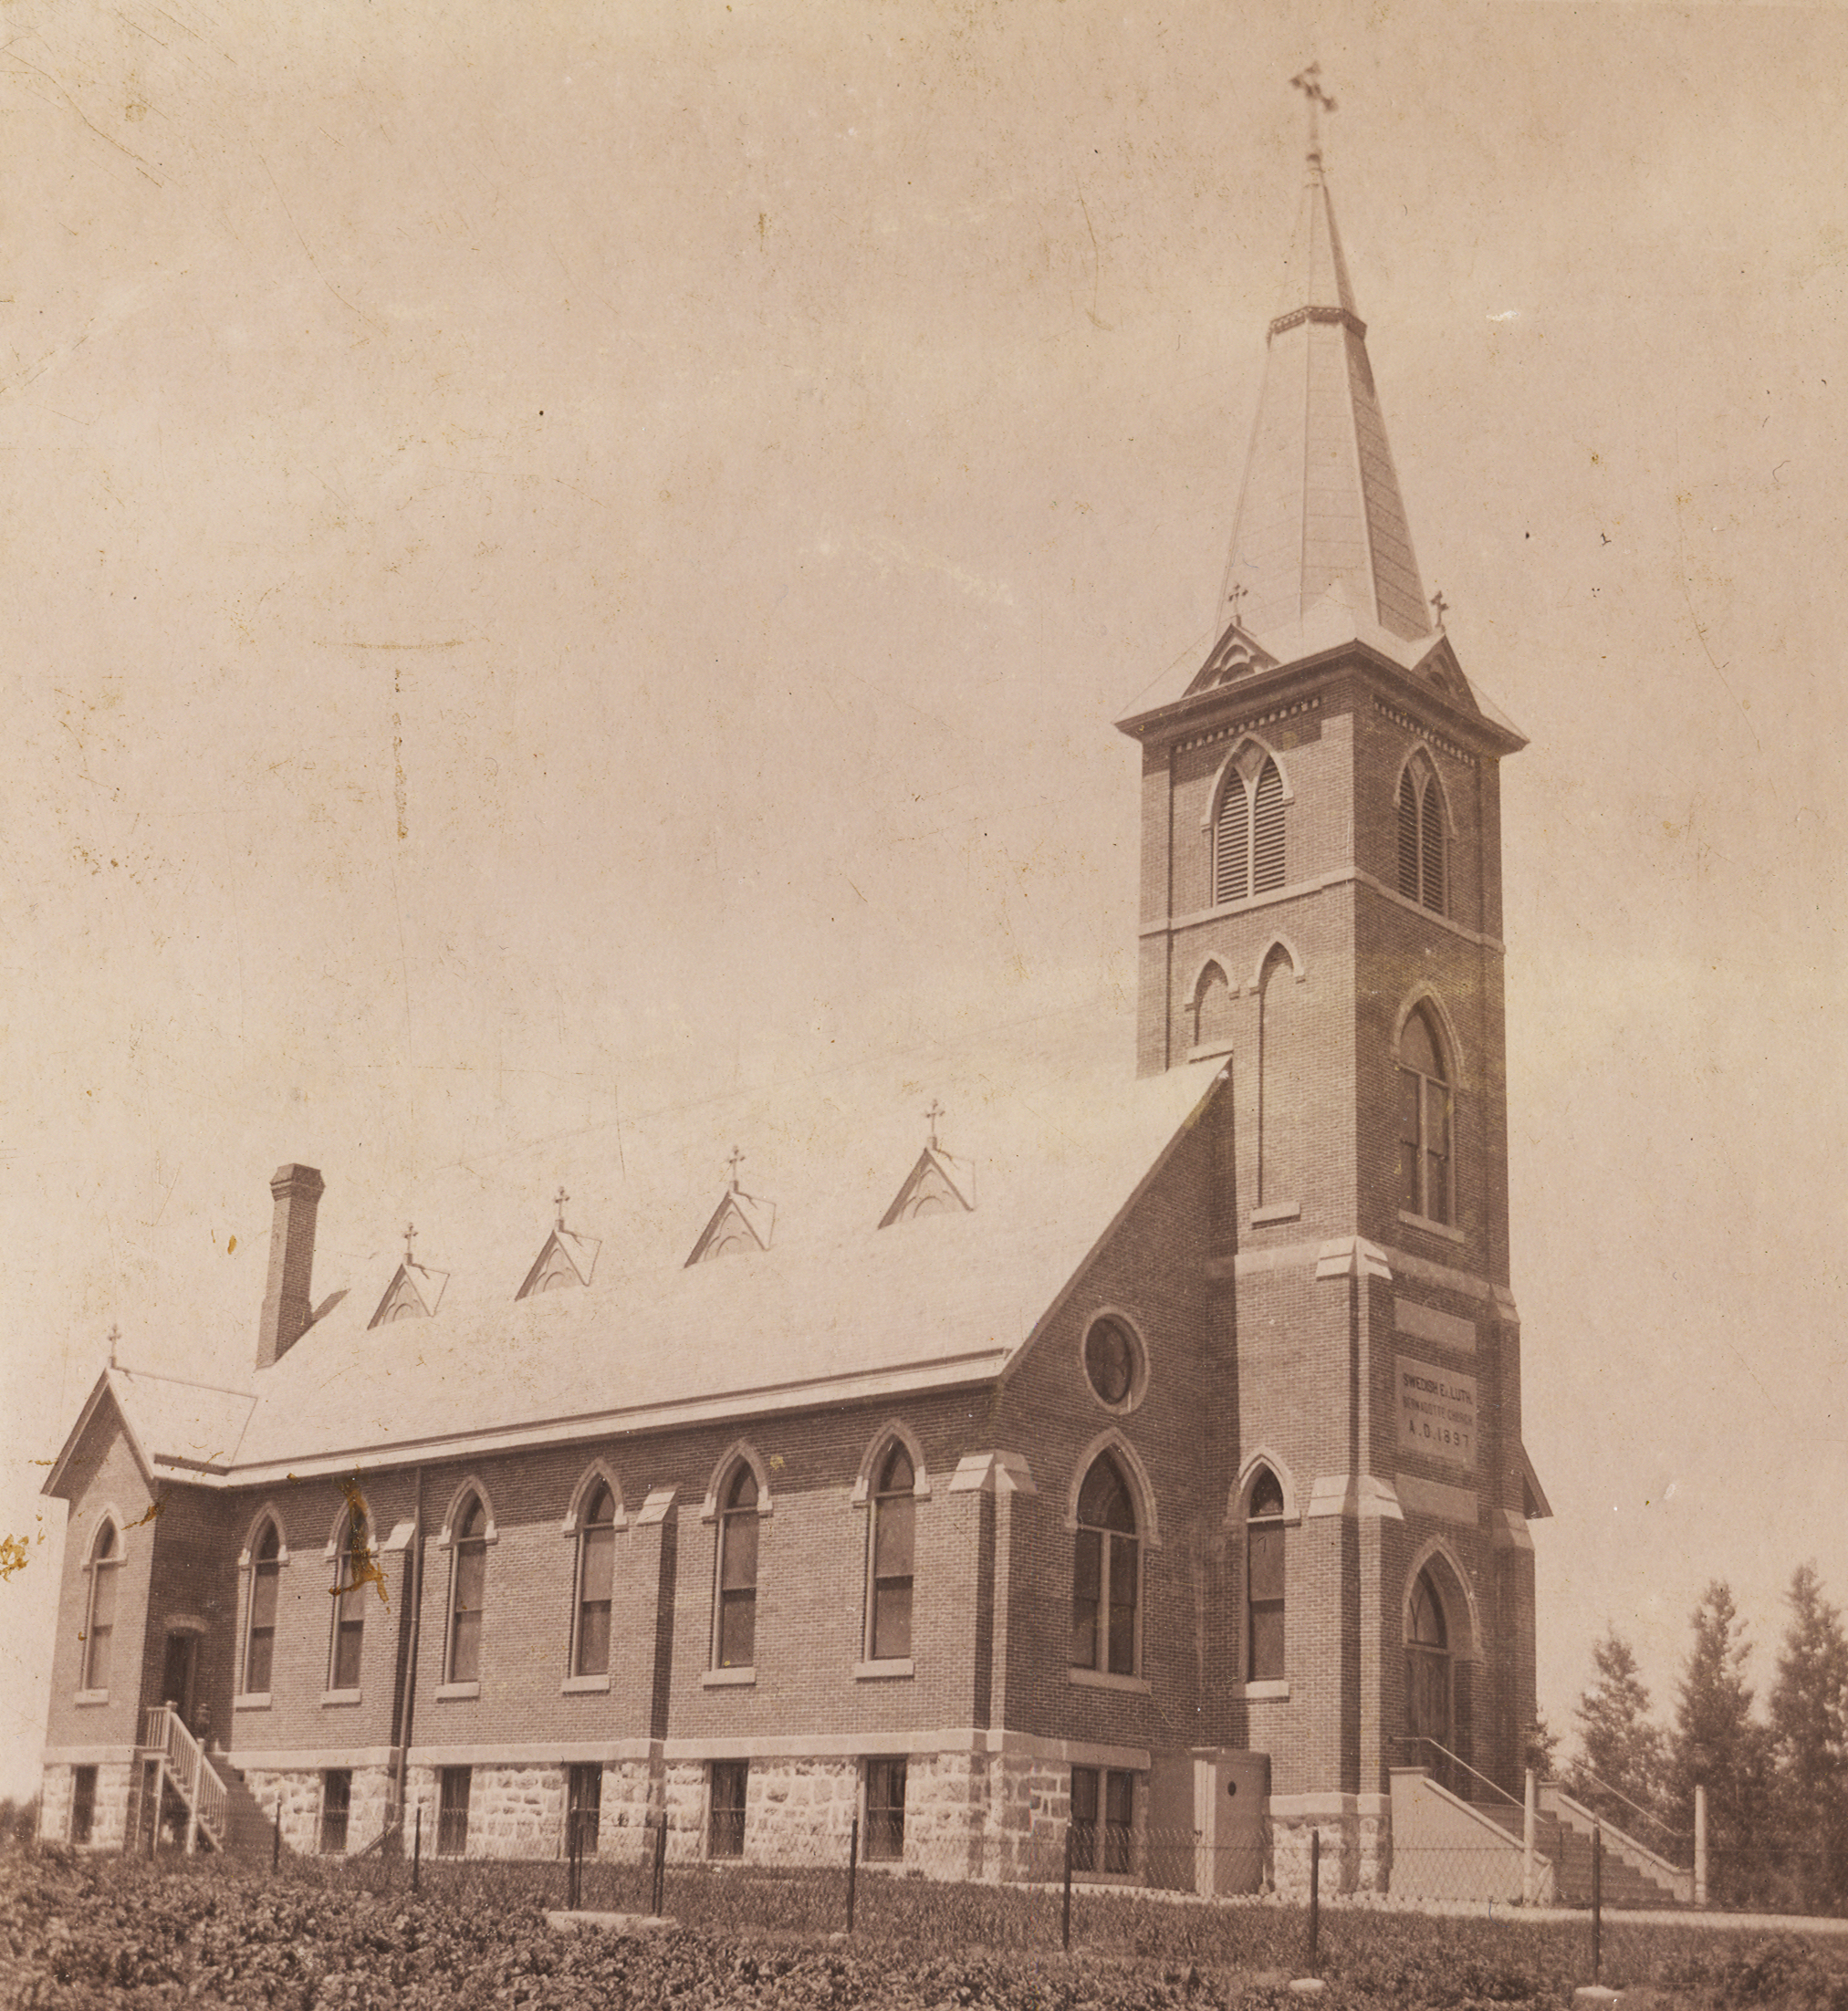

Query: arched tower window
[[84, 1522, 120, 1693], [1397, 761, 1446, 915], [715, 1464, 759, 1669], [574, 1482, 617, 1677], [1258, 946, 1300, 1206], [1245, 1467, 1286, 1683], [1397, 1005, 1454, 1226], [866, 1443, 915, 1662], [1192, 962, 1234, 1051], [446, 1495, 487, 1684], [329, 1509, 371, 1691], [1213, 750, 1287, 905], [243, 1521, 280, 1695], [1070, 1453, 1139, 1676]]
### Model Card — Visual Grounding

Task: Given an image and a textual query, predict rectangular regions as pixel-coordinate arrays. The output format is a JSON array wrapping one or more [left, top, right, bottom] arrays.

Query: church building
[[37, 92, 1551, 1899]]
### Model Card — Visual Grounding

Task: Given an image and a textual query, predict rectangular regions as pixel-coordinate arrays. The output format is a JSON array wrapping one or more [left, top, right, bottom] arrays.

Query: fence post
[[1061, 1823, 1074, 1954], [412, 1804, 422, 1894], [1308, 1828, 1321, 1977], [651, 1810, 668, 1918], [1694, 1783, 1708, 1909], [1591, 1821, 1603, 1984], [846, 1818, 859, 1934], [271, 1805, 280, 1874], [1522, 1767, 1537, 1905]]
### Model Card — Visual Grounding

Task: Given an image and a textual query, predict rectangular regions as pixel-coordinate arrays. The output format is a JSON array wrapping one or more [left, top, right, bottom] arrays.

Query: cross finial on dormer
[[726, 1146, 745, 1192], [1227, 581, 1248, 625], [107, 1322, 120, 1369], [553, 1186, 569, 1230], [924, 1099, 945, 1150], [1430, 587, 1448, 630], [1290, 63, 1337, 161], [403, 1222, 416, 1264]]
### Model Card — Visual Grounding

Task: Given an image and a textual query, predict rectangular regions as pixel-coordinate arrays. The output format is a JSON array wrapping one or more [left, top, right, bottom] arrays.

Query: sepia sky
[[2, 0, 1845, 1799]]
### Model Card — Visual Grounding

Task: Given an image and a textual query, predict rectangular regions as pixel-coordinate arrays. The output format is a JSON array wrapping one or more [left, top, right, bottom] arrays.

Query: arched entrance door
[[1405, 1568, 1453, 1787]]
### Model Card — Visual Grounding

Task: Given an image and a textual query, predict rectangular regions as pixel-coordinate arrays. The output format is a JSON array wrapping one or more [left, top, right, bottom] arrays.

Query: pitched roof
[[52, 1028, 1224, 1489], [43, 1366, 258, 1495]]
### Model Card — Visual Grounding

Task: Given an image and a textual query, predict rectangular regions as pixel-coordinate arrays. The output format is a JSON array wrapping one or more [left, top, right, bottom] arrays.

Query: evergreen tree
[[1769, 1562, 1848, 1912], [1669, 1580, 1771, 1906], [1571, 1626, 1665, 1835]]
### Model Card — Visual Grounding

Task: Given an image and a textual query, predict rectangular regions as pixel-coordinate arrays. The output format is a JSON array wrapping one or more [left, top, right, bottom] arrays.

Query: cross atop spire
[[1290, 62, 1337, 162]]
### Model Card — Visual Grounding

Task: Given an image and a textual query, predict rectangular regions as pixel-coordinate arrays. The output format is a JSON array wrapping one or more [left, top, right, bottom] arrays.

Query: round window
[[1083, 1317, 1140, 1408]]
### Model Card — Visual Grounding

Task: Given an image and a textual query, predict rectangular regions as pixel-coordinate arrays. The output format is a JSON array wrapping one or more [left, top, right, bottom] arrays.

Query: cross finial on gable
[[726, 1146, 745, 1192], [107, 1322, 120, 1368], [924, 1099, 945, 1149], [1430, 587, 1448, 630], [403, 1222, 416, 1264], [1227, 580, 1248, 624], [553, 1186, 569, 1230], [1290, 62, 1337, 159]]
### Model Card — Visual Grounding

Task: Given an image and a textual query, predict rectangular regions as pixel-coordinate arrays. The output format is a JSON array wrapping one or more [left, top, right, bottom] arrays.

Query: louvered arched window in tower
[[1397, 758, 1446, 915], [1212, 748, 1287, 905]]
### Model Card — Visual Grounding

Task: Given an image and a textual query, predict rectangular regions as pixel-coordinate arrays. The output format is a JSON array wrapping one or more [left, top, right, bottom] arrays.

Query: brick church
[[38, 98, 1552, 1898]]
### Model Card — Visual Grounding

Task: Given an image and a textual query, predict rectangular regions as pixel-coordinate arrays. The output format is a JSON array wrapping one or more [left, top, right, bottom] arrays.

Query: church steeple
[[1218, 71, 1430, 647]]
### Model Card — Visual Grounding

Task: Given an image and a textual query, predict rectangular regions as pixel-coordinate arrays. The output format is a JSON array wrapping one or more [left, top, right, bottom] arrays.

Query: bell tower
[[1120, 77, 1548, 1875]]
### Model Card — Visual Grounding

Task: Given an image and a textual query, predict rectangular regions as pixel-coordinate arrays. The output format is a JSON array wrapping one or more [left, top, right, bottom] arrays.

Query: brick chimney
[[256, 1163, 325, 1370]]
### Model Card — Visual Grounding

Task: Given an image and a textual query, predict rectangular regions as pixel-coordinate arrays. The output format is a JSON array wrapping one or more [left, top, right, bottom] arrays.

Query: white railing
[[141, 1704, 229, 1851]]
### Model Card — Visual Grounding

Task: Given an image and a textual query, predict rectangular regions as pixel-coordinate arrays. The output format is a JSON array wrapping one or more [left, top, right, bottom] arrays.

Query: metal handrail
[[1561, 1761, 1693, 1842], [1394, 1735, 1522, 1810]]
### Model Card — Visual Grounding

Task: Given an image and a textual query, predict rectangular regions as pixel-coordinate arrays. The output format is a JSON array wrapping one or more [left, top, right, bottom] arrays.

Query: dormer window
[[369, 1224, 449, 1328], [686, 1151, 775, 1266], [879, 1105, 975, 1226], [517, 1189, 600, 1299]]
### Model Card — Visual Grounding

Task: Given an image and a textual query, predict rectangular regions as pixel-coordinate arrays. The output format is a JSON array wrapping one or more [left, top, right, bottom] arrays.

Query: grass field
[[5, 1846, 1848, 2008]]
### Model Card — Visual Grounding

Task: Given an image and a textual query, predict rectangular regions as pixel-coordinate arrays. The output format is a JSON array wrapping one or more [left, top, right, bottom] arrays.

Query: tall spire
[[1218, 75, 1430, 647]]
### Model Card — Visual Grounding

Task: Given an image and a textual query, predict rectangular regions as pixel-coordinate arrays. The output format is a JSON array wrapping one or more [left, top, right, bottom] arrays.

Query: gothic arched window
[[1070, 1453, 1139, 1676], [84, 1522, 121, 1693], [446, 1495, 487, 1684], [1397, 762, 1446, 915], [715, 1464, 759, 1669], [573, 1482, 617, 1677], [243, 1521, 280, 1695], [329, 1511, 371, 1691], [1246, 1467, 1286, 1683], [867, 1443, 915, 1662], [1397, 1006, 1454, 1226]]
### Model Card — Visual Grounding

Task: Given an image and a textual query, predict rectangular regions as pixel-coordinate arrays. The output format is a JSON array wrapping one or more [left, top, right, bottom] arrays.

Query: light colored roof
[[1121, 588, 1526, 750], [1217, 153, 1429, 649], [43, 1366, 259, 1494], [59, 1034, 1223, 1488]]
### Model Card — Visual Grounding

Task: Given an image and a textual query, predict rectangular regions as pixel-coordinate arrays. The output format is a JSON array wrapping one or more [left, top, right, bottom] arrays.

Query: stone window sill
[[1237, 1679, 1290, 1701], [1398, 1209, 1465, 1245], [320, 1689, 362, 1707], [75, 1690, 110, 1708], [703, 1667, 756, 1688], [1186, 1039, 1234, 1064], [1250, 1203, 1300, 1226], [854, 1659, 914, 1681], [434, 1681, 479, 1701], [1068, 1667, 1151, 1694], [562, 1673, 611, 1693], [234, 1693, 271, 1711]]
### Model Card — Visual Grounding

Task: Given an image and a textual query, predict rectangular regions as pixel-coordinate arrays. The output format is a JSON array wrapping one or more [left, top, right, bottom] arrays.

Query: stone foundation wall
[[404, 1763, 568, 1860], [39, 1761, 135, 1851], [1269, 1794, 1391, 1899], [594, 1758, 659, 1863], [244, 1765, 396, 1857]]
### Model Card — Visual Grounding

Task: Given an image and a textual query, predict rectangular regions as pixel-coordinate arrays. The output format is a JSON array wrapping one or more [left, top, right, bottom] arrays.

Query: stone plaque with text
[[1396, 1357, 1477, 1469]]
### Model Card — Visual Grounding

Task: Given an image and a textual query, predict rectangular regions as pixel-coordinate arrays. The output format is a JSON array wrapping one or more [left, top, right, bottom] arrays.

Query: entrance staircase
[[1389, 1745, 1693, 1908], [129, 1705, 276, 1858]]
